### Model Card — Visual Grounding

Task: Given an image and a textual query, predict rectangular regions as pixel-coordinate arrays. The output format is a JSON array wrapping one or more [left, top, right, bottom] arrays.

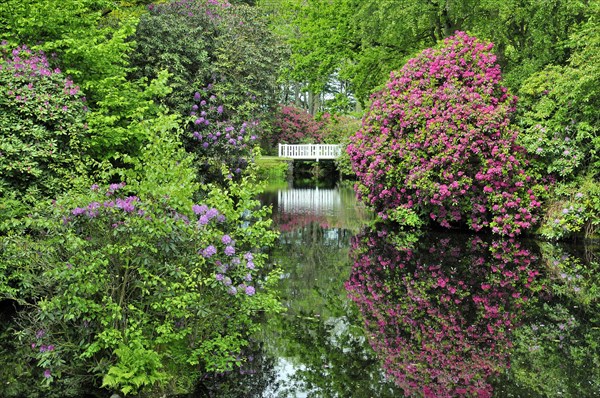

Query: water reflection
[[260, 185, 402, 397], [4, 183, 598, 397], [260, 186, 369, 235], [346, 225, 541, 397], [260, 186, 600, 397], [195, 340, 280, 398], [498, 241, 600, 397]]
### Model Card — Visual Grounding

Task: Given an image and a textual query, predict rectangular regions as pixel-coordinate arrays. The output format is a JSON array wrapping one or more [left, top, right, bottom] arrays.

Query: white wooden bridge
[[278, 144, 342, 161]]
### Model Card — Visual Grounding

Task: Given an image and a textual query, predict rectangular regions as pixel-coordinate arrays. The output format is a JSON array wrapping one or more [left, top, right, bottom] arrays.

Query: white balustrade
[[278, 144, 342, 160]]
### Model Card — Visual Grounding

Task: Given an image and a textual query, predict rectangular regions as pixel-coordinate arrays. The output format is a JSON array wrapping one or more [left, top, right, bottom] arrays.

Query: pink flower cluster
[[347, 32, 541, 236], [345, 226, 540, 396], [0, 43, 88, 198], [0, 44, 84, 104], [268, 105, 324, 147]]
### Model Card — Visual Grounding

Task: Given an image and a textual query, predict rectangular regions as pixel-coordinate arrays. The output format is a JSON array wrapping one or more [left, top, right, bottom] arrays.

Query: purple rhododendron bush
[[348, 32, 543, 236]]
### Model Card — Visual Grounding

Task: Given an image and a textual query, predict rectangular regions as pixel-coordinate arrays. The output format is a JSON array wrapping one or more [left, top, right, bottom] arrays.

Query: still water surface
[[256, 183, 600, 398]]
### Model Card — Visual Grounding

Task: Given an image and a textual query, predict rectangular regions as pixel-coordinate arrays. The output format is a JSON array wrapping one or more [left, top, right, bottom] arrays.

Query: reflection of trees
[[346, 225, 541, 397], [265, 218, 402, 397], [501, 242, 600, 397], [270, 220, 355, 316], [261, 187, 370, 235], [267, 308, 402, 398], [196, 339, 280, 398]]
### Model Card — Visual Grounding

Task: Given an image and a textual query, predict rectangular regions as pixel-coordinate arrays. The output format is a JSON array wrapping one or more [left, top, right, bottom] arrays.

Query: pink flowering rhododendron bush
[[263, 105, 324, 151], [345, 225, 541, 397], [0, 44, 88, 202], [348, 32, 542, 236]]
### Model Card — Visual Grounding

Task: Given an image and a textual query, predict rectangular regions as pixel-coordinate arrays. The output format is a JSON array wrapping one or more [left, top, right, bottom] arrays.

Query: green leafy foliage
[[0, 0, 176, 163], [0, 127, 282, 395], [127, 1, 215, 116], [518, 4, 600, 239], [0, 0, 138, 103], [129, 0, 283, 123], [261, 0, 590, 107], [0, 44, 88, 204], [102, 341, 167, 395], [537, 175, 600, 240]]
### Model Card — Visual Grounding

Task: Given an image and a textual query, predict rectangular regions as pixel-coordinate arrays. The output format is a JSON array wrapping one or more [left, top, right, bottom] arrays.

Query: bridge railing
[[278, 143, 342, 160]]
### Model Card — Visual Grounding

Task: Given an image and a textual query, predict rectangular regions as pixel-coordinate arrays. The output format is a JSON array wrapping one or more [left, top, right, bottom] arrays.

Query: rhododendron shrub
[[1, 179, 281, 394], [0, 44, 88, 202], [346, 225, 540, 397], [348, 32, 542, 236], [0, 130, 281, 395], [187, 88, 259, 183], [264, 105, 324, 150]]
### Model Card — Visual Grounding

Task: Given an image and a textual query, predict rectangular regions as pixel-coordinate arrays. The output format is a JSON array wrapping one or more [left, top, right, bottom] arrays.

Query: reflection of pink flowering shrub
[[347, 32, 542, 236], [345, 225, 540, 397], [274, 211, 330, 232]]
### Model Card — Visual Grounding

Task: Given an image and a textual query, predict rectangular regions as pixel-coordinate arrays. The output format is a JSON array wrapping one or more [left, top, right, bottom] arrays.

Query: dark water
[[257, 184, 600, 398]]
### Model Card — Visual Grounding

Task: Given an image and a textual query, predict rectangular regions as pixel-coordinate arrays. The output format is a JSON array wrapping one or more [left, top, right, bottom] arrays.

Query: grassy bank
[[255, 156, 291, 181]]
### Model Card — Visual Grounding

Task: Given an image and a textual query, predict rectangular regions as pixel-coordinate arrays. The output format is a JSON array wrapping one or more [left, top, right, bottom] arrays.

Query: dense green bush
[[348, 32, 543, 236], [129, 0, 283, 123], [0, 125, 282, 396], [0, 44, 88, 203], [516, 5, 600, 239]]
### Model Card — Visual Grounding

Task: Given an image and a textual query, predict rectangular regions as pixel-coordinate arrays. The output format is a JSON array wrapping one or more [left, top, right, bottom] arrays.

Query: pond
[[253, 181, 600, 398], [1, 181, 599, 397]]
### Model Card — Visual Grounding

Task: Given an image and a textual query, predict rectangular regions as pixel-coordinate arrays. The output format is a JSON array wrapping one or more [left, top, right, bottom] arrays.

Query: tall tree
[[260, 0, 590, 107]]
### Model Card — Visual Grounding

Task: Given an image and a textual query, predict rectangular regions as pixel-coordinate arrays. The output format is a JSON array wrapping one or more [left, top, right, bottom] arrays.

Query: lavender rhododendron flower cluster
[[188, 88, 258, 180], [346, 226, 540, 397], [69, 182, 260, 299], [211, 233, 258, 296], [190, 89, 257, 157], [347, 32, 542, 236]]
